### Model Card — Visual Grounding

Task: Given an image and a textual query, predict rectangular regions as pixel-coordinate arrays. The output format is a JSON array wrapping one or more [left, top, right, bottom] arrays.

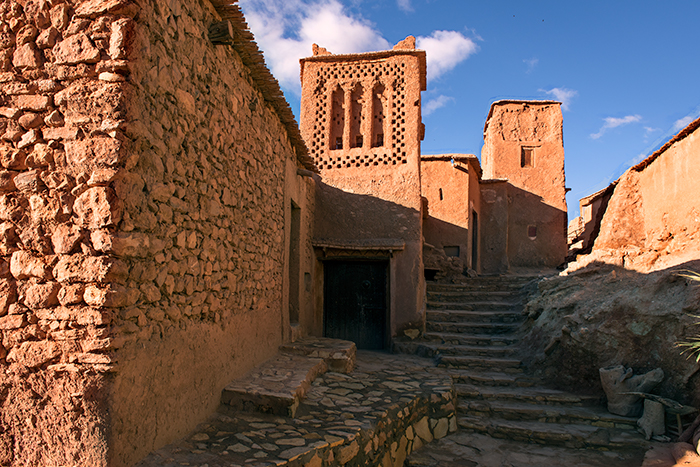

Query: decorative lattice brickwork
[[309, 61, 408, 170]]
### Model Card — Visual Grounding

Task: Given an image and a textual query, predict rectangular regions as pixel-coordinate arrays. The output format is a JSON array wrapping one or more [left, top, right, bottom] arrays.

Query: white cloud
[[397, 0, 413, 12], [416, 30, 478, 82], [590, 114, 642, 140], [423, 95, 453, 116], [239, 1, 477, 93], [239, 0, 390, 93], [540, 87, 577, 111], [674, 115, 695, 131], [523, 57, 538, 73]]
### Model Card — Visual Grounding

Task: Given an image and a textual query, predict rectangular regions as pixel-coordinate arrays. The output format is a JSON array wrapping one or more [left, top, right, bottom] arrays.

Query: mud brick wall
[[582, 117, 700, 272], [0, 0, 314, 465], [481, 101, 568, 269]]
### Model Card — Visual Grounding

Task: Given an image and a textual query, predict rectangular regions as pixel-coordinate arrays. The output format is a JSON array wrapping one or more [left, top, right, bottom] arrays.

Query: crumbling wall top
[[483, 100, 561, 135]]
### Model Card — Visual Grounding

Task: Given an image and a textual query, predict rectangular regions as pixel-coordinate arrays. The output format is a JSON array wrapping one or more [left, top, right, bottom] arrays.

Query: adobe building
[[0, 1, 318, 466], [480, 100, 568, 270], [299, 37, 427, 348]]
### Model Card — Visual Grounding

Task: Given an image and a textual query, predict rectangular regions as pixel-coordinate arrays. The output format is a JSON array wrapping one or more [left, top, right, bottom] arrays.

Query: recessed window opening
[[439, 188, 444, 201], [350, 84, 363, 150], [372, 83, 386, 148], [354, 134, 363, 148], [521, 146, 535, 168], [330, 85, 344, 151]]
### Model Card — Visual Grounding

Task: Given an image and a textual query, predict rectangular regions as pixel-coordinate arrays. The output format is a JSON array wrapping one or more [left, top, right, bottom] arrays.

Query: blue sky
[[239, 0, 700, 218]]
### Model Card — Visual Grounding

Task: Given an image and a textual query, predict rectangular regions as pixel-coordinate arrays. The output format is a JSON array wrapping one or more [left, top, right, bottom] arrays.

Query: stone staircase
[[396, 275, 652, 452]]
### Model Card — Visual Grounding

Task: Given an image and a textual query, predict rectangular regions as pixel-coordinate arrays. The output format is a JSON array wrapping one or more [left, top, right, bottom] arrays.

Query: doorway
[[323, 260, 388, 350], [471, 210, 479, 270]]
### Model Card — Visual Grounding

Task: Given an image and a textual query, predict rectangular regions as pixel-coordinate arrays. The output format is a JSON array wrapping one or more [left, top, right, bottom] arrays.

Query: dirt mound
[[519, 260, 700, 406]]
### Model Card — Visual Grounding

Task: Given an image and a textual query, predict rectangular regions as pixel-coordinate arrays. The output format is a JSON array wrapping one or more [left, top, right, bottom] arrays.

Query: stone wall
[[572, 117, 700, 273], [0, 0, 316, 465], [0, 1, 134, 465]]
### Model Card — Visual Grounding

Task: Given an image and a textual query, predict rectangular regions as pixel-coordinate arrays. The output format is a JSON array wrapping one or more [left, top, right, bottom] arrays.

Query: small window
[[528, 225, 537, 239], [444, 246, 460, 257], [521, 147, 535, 168], [335, 137, 343, 150], [354, 134, 363, 148], [439, 188, 444, 201]]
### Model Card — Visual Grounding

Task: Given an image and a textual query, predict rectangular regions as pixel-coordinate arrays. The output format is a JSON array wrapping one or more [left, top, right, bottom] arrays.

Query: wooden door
[[323, 261, 388, 350]]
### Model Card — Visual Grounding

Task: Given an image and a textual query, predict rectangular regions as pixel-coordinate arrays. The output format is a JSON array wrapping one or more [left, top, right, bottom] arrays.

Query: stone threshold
[[136, 351, 457, 467]]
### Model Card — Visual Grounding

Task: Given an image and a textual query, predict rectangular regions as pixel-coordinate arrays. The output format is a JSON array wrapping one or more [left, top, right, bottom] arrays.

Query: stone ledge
[[221, 354, 328, 418]]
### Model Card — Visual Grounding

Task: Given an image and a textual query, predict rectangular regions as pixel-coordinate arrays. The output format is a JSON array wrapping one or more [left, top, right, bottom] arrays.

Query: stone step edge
[[221, 354, 328, 418], [457, 416, 650, 450], [458, 399, 637, 427], [455, 384, 601, 405], [394, 341, 518, 357], [279, 337, 357, 374]]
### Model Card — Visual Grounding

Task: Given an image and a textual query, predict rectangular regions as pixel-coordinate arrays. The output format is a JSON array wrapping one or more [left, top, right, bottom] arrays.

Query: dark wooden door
[[324, 261, 388, 350]]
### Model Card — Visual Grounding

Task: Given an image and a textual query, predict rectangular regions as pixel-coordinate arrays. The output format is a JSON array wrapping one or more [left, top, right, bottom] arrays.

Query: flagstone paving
[[136, 351, 457, 467]]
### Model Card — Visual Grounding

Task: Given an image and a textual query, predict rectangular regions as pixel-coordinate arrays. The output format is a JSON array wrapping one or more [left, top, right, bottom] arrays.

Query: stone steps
[[426, 321, 520, 335], [437, 355, 523, 373], [450, 369, 540, 388], [426, 309, 524, 324], [221, 338, 356, 418], [455, 383, 601, 405], [393, 341, 518, 359], [426, 279, 536, 293], [423, 331, 519, 346], [407, 274, 650, 458], [427, 300, 519, 311], [427, 290, 520, 302]]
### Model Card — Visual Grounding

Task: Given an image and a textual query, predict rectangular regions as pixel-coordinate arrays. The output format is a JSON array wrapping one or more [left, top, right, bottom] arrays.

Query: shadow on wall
[[506, 184, 568, 269], [479, 183, 568, 273], [313, 180, 421, 242], [422, 215, 469, 270], [519, 259, 700, 407]]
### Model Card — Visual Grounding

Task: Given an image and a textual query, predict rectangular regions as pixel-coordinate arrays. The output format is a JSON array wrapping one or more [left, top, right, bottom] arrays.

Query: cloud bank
[[590, 114, 642, 140]]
